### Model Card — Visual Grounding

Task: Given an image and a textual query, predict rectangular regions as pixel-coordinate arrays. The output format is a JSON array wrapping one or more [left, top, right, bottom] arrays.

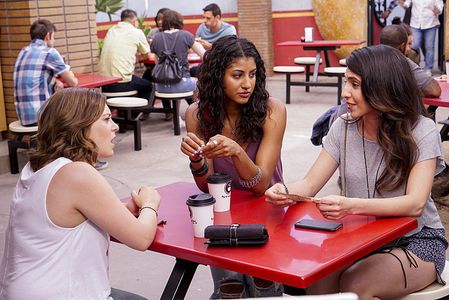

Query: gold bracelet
[[139, 206, 158, 217]]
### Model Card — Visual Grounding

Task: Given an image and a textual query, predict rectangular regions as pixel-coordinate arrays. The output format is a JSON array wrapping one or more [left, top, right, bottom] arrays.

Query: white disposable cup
[[186, 193, 215, 238], [304, 27, 314, 42], [446, 61, 449, 83], [207, 173, 232, 212]]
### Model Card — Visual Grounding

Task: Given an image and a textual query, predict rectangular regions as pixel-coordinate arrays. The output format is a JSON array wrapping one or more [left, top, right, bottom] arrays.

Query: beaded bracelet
[[190, 159, 209, 177], [239, 166, 262, 189], [189, 156, 203, 163], [139, 206, 158, 217]]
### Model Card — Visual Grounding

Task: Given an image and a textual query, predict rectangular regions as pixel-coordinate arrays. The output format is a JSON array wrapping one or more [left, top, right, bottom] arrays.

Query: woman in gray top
[[266, 44, 447, 299]]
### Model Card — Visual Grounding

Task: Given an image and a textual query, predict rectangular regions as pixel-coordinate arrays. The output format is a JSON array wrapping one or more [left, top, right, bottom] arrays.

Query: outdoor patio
[[0, 75, 448, 299]]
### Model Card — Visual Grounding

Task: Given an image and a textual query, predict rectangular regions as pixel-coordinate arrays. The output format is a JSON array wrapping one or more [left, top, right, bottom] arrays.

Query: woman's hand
[[181, 132, 206, 161], [265, 183, 294, 207], [200, 134, 241, 159], [316, 195, 351, 219], [131, 186, 161, 212]]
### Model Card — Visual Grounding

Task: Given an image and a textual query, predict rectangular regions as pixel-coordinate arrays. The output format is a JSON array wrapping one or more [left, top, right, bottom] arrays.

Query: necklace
[[361, 120, 384, 198], [225, 115, 238, 136]]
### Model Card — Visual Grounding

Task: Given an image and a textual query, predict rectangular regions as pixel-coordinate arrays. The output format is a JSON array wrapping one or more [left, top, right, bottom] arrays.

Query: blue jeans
[[210, 267, 284, 298], [411, 26, 438, 71], [155, 77, 196, 94]]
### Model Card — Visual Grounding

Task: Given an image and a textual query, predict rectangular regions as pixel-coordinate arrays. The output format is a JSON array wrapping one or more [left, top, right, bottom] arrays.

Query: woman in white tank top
[[0, 88, 160, 300]]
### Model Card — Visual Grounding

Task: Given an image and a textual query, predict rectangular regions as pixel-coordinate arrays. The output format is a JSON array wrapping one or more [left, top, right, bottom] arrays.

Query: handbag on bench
[[204, 224, 269, 247]]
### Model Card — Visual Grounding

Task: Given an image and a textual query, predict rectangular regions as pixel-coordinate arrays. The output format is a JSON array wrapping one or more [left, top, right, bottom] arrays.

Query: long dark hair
[[29, 88, 105, 171], [346, 44, 427, 192], [197, 35, 270, 142]]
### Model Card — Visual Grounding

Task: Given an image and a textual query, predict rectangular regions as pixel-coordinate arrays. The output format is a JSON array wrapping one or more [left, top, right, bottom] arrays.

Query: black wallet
[[204, 224, 269, 247]]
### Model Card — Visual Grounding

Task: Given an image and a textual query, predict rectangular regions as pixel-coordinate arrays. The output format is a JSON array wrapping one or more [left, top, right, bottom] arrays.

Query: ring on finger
[[212, 140, 218, 146]]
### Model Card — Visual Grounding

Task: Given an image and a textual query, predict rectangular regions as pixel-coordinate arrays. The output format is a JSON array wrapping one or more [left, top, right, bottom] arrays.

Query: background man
[[380, 24, 441, 98], [14, 19, 78, 126], [99, 9, 152, 101], [195, 3, 237, 50]]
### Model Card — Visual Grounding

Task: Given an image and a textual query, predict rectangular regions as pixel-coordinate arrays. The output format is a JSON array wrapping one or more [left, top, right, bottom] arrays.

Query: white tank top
[[0, 158, 112, 300]]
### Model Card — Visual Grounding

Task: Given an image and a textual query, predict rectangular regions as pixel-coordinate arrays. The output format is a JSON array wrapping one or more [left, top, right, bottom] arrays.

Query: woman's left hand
[[200, 134, 241, 159], [316, 195, 352, 220]]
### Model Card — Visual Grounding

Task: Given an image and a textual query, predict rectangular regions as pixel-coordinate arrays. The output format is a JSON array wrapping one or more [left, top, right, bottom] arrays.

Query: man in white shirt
[[400, 0, 444, 75], [99, 9, 152, 100]]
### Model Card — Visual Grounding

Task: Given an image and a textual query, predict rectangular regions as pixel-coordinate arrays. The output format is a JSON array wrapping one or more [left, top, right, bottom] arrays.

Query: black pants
[[102, 75, 152, 101]]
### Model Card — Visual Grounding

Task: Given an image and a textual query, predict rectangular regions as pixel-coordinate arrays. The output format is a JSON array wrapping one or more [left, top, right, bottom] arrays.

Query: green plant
[[95, 0, 124, 22], [137, 14, 151, 36]]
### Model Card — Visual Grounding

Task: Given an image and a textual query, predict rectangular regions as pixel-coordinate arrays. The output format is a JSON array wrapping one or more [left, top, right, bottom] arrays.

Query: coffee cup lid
[[207, 172, 232, 184], [186, 193, 216, 207]]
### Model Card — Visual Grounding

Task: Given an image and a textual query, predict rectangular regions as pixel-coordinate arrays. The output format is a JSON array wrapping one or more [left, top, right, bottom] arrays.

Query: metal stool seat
[[102, 90, 138, 97], [294, 57, 323, 93], [8, 120, 38, 174], [106, 97, 148, 151], [155, 90, 194, 136], [273, 66, 305, 104], [324, 67, 347, 105]]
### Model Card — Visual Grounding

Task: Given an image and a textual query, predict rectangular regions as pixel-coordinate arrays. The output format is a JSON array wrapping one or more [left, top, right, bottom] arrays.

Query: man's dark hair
[[380, 24, 408, 51], [121, 9, 138, 21], [203, 3, 221, 17], [161, 10, 184, 30], [30, 19, 56, 40]]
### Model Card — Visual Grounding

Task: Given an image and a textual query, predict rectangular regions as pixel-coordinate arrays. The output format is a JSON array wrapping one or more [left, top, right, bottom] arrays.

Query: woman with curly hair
[[266, 45, 447, 299], [0, 88, 160, 299], [180, 35, 286, 298]]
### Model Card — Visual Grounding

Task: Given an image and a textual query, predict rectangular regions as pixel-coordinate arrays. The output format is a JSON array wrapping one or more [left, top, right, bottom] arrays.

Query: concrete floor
[[0, 75, 448, 299]]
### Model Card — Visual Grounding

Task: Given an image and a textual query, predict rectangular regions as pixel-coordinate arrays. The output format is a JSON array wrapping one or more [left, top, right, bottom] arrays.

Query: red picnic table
[[115, 181, 417, 299]]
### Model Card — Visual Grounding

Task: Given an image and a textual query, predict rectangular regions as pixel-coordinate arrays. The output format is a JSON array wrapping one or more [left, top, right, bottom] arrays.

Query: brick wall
[[0, 0, 99, 130], [237, 0, 273, 76]]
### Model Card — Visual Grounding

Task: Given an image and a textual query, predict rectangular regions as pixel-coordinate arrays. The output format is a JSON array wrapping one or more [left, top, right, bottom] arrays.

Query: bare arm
[[47, 162, 160, 251], [422, 78, 442, 98], [316, 158, 436, 219], [59, 70, 78, 87], [191, 41, 206, 59], [265, 148, 339, 207]]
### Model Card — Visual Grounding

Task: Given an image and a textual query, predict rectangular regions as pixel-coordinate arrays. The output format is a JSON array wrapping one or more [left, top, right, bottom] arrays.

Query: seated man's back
[[14, 19, 77, 126]]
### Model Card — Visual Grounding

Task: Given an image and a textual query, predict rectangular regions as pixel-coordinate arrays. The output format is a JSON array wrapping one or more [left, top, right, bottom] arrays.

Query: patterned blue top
[[14, 39, 68, 125]]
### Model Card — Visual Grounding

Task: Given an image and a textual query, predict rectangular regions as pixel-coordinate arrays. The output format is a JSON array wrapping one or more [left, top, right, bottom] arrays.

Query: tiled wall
[[237, 0, 273, 76], [0, 0, 99, 128]]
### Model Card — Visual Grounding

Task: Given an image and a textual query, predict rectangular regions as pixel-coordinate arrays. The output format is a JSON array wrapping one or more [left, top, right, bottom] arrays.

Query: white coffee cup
[[207, 173, 232, 212], [445, 60, 449, 83], [304, 27, 314, 42], [186, 193, 215, 238]]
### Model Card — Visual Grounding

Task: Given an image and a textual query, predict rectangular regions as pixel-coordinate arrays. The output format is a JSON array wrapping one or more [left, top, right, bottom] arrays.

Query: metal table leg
[[160, 258, 199, 300]]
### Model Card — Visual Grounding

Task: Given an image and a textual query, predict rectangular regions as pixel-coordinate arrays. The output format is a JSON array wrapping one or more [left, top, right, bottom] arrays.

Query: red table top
[[127, 182, 417, 288], [424, 80, 449, 108], [74, 73, 121, 88], [277, 40, 366, 48]]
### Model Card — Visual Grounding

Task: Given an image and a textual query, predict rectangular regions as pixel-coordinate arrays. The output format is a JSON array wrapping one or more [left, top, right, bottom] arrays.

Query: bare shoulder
[[54, 161, 104, 188], [267, 97, 287, 118], [186, 102, 200, 132]]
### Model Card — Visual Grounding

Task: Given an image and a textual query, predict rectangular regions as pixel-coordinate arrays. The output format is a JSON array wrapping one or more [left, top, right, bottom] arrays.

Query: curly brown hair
[[196, 35, 270, 143], [29, 88, 106, 171]]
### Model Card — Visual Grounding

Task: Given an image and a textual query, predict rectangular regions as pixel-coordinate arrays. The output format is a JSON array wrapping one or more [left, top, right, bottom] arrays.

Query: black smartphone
[[294, 219, 343, 232]]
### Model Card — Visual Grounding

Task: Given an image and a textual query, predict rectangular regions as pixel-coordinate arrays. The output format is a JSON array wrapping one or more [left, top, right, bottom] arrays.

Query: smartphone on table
[[294, 219, 343, 232]]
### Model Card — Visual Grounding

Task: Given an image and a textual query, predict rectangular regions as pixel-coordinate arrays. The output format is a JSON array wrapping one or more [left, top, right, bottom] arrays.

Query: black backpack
[[151, 32, 183, 85]]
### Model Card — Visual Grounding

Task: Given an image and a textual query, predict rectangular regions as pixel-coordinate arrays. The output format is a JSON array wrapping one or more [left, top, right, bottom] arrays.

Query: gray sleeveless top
[[212, 139, 283, 190]]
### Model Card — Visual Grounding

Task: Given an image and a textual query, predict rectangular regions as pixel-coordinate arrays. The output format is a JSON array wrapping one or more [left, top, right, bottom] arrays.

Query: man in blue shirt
[[14, 19, 77, 126], [195, 3, 237, 50]]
